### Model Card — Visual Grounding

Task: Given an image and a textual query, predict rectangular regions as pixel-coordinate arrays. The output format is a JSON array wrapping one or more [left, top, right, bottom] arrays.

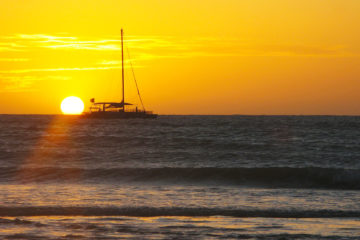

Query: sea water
[[0, 115, 359, 239]]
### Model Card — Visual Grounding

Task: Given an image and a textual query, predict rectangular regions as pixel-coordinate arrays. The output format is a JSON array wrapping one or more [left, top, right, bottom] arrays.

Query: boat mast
[[121, 29, 125, 111]]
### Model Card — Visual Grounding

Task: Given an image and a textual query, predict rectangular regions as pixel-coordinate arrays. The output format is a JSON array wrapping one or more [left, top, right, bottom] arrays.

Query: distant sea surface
[[0, 115, 360, 239]]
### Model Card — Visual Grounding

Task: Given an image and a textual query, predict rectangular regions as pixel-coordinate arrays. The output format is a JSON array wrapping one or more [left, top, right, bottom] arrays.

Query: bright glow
[[60, 96, 84, 115]]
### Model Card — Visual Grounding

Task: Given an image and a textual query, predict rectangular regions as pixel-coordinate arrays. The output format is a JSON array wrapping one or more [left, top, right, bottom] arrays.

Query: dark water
[[0, 115, 360, 239]]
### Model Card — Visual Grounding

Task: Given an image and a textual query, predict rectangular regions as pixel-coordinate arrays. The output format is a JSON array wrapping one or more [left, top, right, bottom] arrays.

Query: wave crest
[[0, 206, 359, 218], [4, 167, 360, 189]]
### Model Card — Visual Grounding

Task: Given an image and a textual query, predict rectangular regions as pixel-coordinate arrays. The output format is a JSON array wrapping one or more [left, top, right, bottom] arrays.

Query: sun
[[61, 96, 85, 115]]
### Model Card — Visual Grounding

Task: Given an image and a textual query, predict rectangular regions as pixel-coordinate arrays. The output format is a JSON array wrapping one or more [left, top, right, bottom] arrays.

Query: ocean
[[0, 115, 359, 239]]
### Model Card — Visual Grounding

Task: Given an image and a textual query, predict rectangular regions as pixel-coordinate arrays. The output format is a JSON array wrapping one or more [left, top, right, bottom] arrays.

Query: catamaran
[[82, 29, 157, 119]]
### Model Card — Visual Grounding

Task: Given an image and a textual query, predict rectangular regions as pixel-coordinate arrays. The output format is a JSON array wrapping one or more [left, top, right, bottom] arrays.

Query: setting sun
[[60, 96, 85, 115]]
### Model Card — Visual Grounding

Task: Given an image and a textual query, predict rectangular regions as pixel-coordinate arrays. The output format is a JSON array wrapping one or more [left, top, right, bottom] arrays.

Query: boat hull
[[82, 111, 157, 119]]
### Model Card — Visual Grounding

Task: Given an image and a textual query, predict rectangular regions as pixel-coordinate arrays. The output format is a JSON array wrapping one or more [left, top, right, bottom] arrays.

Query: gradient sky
[[1, 0, 359, 114]]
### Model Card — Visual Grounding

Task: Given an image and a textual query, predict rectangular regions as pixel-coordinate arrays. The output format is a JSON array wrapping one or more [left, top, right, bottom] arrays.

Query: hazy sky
[[1, 0, 360, 114]]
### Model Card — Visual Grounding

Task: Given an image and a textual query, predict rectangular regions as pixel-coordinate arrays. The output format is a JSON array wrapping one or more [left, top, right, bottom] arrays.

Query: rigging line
[[126, 46, 146, 111]]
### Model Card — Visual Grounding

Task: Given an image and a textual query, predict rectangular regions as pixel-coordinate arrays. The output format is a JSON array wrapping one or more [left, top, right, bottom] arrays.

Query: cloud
[[0, 58, 29, 62], [1, 33, 353, 58], [0, 75, 70, 92], [0, 42, 25, 52], [1, 34, 120, 51], [43, 43, 120, 51], [0, 32, 356, 94], [0, 66, 122, 74], [15, 34, 77, 41], [98, 60, 121, 65], [0, 33, 356, 85]]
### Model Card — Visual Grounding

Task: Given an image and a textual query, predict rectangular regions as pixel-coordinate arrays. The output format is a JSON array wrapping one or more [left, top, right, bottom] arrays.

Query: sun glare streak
[[16, 116, 82, 183]]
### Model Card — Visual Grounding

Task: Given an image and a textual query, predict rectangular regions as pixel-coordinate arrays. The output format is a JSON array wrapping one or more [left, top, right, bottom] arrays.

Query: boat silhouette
[[83, 29, 157, 119]]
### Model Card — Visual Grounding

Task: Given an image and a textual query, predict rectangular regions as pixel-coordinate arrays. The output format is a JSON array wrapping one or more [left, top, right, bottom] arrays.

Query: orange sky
[[0, 0, 359, 115]]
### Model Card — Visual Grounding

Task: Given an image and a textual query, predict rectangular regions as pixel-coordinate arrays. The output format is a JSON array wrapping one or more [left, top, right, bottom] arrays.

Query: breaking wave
[[0, 206, 359, 218], [3, 167, 360, 189]]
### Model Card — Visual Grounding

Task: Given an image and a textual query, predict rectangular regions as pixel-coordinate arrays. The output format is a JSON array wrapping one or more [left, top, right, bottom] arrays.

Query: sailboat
[[82, 29, 157, 119]]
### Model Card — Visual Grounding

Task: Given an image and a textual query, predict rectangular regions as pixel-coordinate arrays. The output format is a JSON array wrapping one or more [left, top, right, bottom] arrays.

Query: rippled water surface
[[0, 115, 359, 239]]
